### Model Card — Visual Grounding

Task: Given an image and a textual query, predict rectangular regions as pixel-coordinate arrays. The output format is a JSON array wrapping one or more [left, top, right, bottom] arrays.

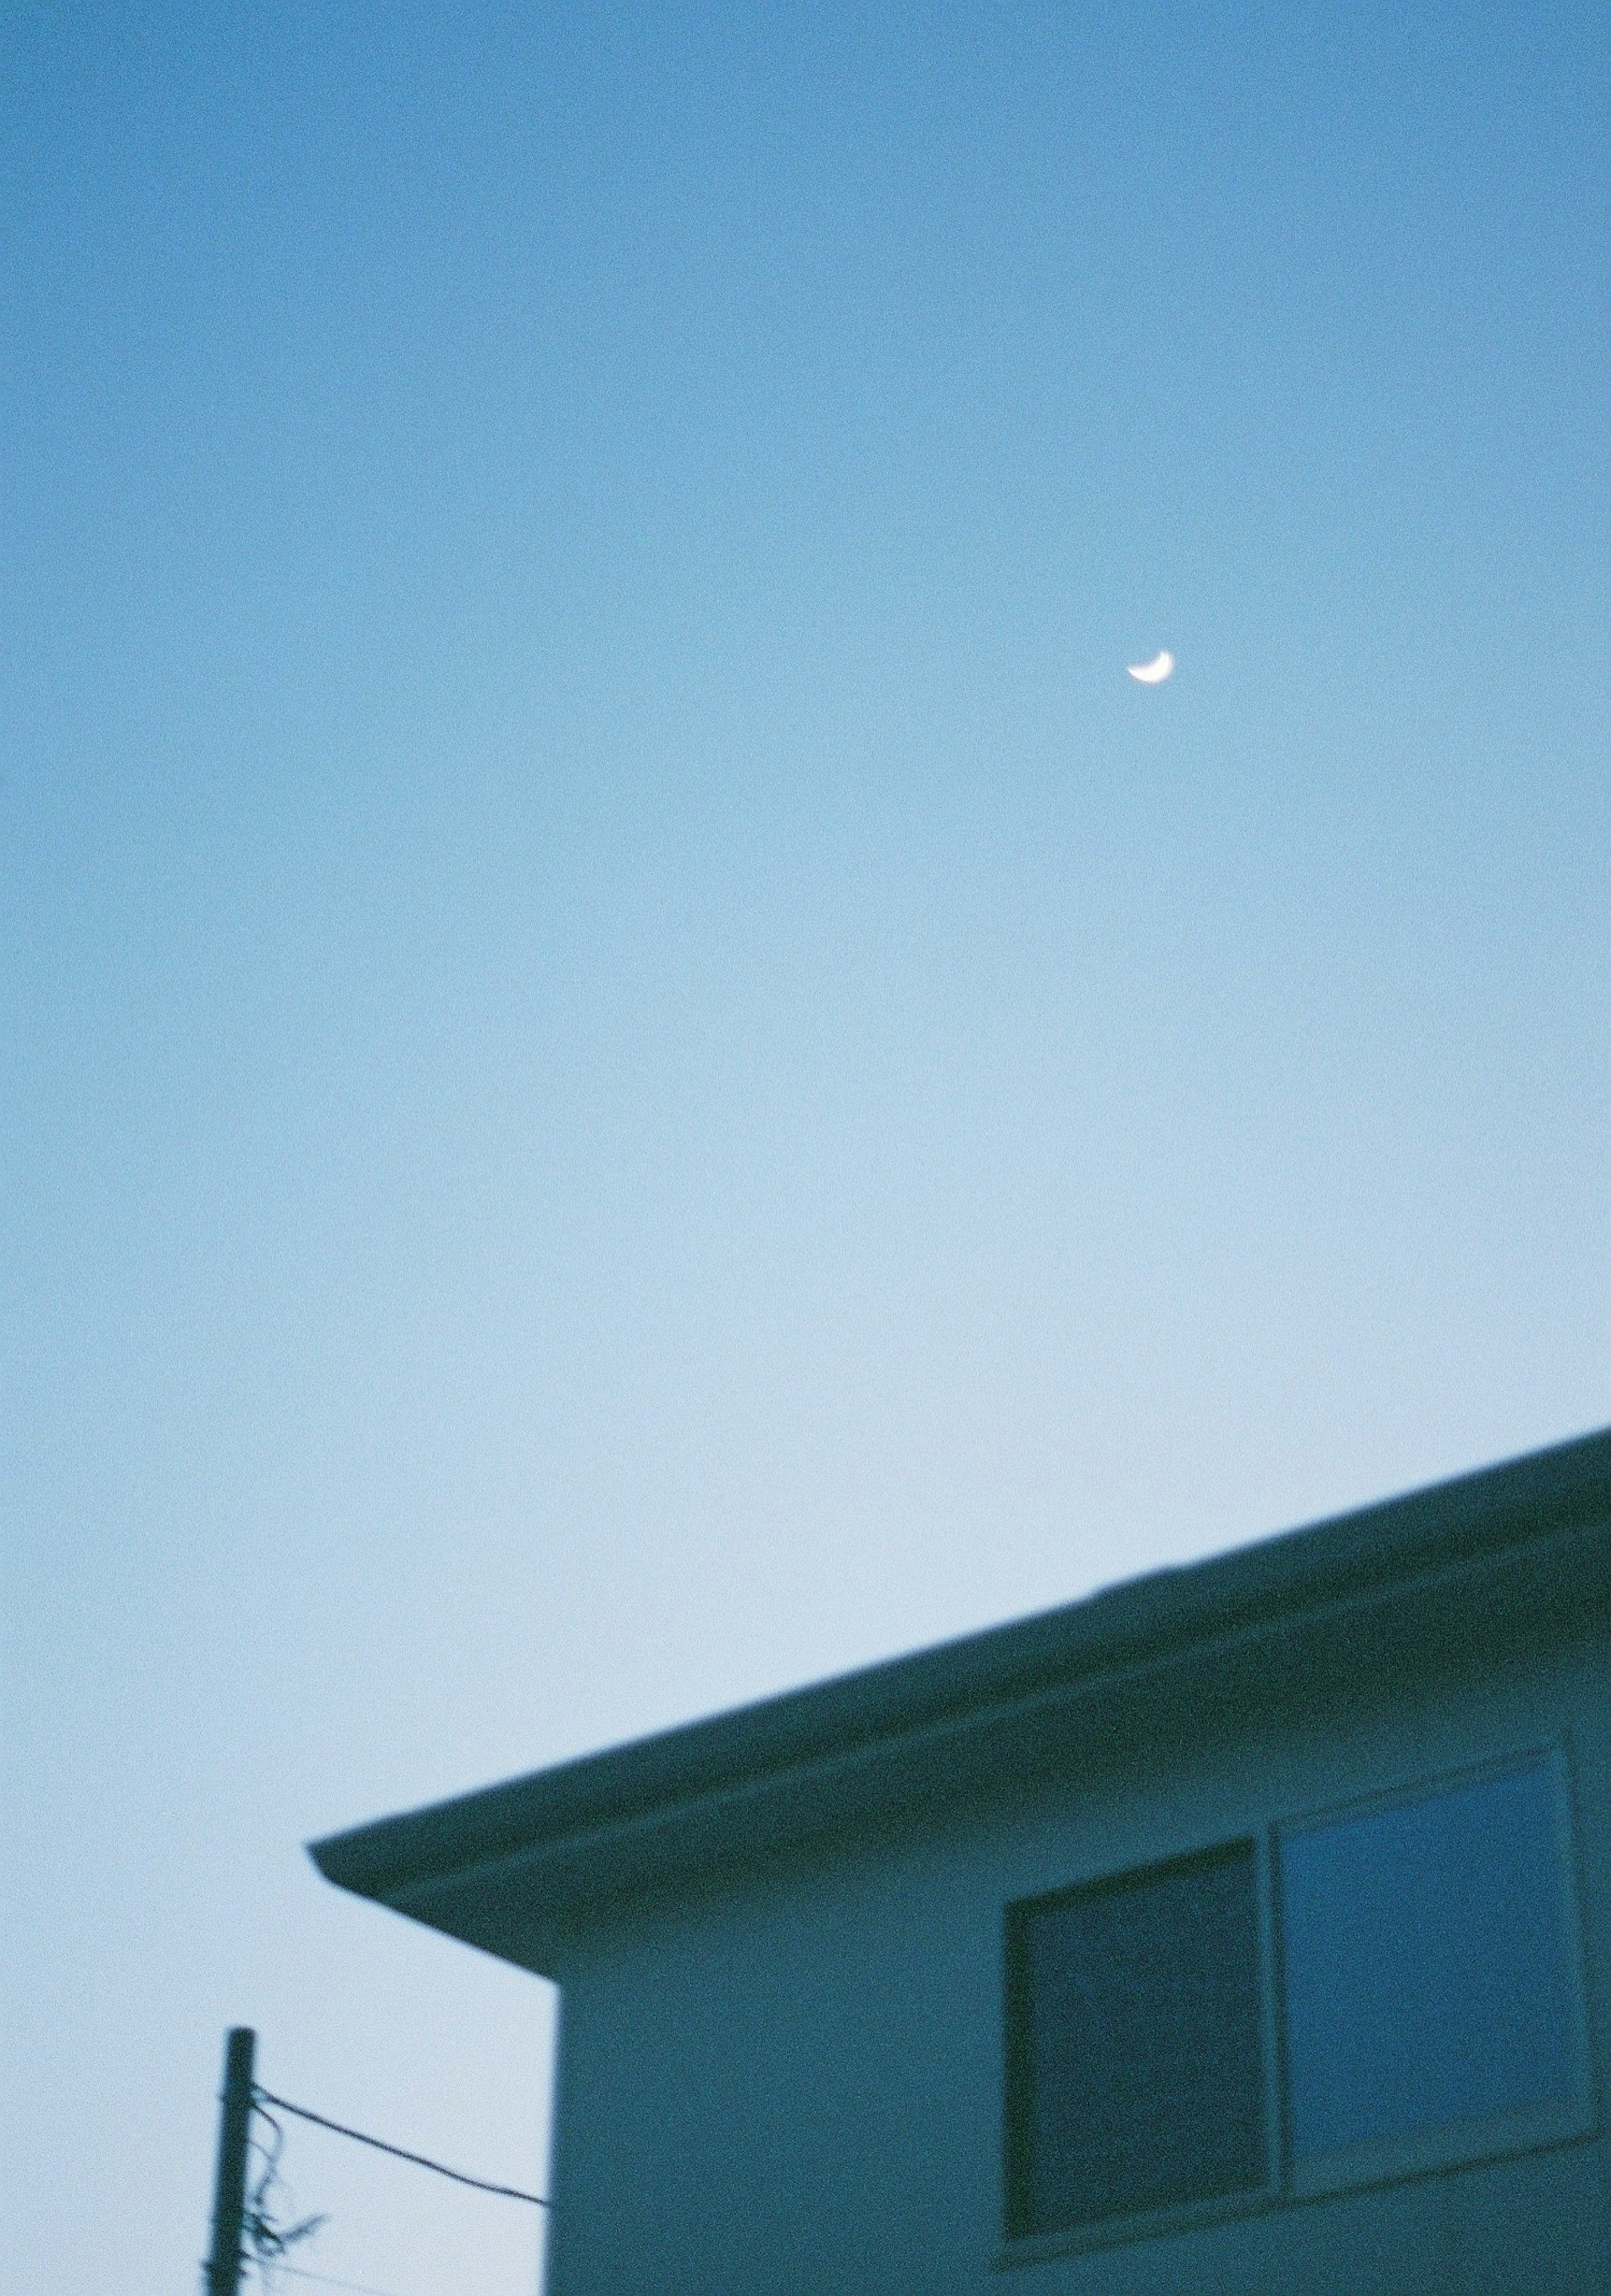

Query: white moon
[[1127, 650, 1175, 684]]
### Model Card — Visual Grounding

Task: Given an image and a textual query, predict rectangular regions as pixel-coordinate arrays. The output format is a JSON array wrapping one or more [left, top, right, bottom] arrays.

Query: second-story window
[[1004, 1754, 1588, 2251]]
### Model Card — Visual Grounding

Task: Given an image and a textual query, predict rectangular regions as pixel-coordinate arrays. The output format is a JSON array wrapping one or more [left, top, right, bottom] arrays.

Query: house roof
[[310, 1427, 1611, 1976]]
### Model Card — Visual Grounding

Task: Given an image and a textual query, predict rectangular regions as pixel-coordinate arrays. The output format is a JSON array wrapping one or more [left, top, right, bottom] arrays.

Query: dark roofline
[[312, 1425, 1611, 1918]]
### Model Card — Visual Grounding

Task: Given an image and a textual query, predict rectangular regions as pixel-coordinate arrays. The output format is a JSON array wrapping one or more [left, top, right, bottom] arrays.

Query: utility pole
[[204, 2027, 256, 2296]]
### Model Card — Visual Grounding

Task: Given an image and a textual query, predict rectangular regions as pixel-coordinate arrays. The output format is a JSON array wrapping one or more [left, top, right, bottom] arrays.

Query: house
[[311, 1429, 1611, 2293]]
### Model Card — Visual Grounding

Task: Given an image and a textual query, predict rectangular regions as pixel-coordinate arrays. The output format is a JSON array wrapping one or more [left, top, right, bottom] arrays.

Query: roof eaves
[[310, 1424, 1611, 1911]]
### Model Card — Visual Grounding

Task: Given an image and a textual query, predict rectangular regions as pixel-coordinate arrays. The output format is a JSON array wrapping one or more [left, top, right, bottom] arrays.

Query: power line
[[252, 2087, 549, 2209]]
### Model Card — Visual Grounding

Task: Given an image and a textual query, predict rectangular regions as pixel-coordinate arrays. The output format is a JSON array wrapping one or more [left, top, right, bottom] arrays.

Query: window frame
[[998, 1742, 1597, 2269], [1003, 1836, 1278, 2247], [1275, 1746, 1597, 2202]]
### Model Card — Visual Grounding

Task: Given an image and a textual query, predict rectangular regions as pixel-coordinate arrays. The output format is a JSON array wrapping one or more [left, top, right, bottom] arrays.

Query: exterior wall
[[541, 1623, 1611, 2295]]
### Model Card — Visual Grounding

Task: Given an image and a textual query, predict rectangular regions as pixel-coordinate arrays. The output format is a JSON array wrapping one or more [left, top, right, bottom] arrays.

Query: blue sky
[[4, 6, 1607, 2291]]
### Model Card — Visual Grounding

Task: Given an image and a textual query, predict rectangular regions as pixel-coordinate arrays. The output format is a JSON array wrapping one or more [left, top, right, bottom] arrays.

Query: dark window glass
[[1006, 1842, 1267, 2238], [1280, 1763, 1579, 2159]]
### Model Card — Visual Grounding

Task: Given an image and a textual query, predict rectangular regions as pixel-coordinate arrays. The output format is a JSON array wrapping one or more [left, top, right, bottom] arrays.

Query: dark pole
[[204, 2027, 257, 2296]]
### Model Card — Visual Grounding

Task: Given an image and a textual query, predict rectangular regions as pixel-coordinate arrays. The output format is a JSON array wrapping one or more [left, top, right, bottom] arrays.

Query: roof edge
[[310, 1424, 1611, 1908]]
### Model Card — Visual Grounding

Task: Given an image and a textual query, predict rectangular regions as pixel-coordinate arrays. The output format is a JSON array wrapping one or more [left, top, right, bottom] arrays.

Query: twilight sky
[[4, 7, 1608, 2292]]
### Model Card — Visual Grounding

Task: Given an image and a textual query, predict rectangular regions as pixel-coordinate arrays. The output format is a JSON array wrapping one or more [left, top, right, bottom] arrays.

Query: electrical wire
[[252, 2087, 549, 2207], [244, 2098, 326, 2271]]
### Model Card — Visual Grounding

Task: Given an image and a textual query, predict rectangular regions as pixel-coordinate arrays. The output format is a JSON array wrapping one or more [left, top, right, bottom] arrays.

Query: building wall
[[540, 1620, 1611, 2295]]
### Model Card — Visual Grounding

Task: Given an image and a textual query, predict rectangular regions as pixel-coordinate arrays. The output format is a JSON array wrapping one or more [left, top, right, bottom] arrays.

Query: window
[[1004, 1755, 1589, 2252], [1279, 1761, 1585, 2186], [1006, 1843, 1267, 2238]]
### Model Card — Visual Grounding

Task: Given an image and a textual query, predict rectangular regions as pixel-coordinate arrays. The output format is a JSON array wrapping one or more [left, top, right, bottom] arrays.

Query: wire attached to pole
[[252, 2087, 550, 2208]]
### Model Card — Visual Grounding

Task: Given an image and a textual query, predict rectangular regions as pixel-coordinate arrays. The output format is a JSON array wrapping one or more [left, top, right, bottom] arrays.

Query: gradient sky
[[5, 7, 1608, 2293]]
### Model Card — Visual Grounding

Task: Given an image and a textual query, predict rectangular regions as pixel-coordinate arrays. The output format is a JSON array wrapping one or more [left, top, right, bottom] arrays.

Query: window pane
[[1009, 1843, 1266, 2236], [1280, 1763, 1578, 2160]]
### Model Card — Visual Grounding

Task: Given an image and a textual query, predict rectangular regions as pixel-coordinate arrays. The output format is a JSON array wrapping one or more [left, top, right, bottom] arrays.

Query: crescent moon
[[1127, 650, 1175, 684]]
